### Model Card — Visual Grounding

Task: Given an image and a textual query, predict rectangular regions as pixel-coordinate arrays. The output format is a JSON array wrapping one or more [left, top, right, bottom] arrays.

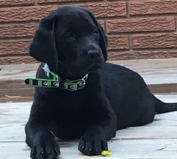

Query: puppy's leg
[[25, 103, 60, 159], [78, 96, 117, 156], [25, 120, 60, 159]]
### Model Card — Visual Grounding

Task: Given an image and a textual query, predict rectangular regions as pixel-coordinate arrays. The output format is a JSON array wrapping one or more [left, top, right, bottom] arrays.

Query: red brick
[[0, 0, 34, 6], [129, 0, 177, 16], [0, 56, 37, 65], [109, 50, 177, 60], [0, 23, 36, 38], [107, 16, 175, 33], [132, 33, 177, 49], [0, 5, 58, 23], [98, 20, 105, 30], [0, 2, 126, 23], [37, 1, 127, 18], [38, 0, 101, 4], [106, 2, 127, 17], [108, 35, 129, 51], [80, 2, 126, 18], [0, 39, 31, 56]]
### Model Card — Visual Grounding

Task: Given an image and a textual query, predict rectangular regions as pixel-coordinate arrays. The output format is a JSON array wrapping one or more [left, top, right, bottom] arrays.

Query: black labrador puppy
[[25, 6, 177, 158]]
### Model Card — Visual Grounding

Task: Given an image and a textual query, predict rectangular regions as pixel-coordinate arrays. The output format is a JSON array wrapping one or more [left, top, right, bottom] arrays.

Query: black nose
[[87, 50, 100, 59]]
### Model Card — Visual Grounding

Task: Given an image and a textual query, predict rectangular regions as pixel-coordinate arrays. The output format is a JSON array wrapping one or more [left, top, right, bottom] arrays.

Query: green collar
[[25, 63, 88, 91]]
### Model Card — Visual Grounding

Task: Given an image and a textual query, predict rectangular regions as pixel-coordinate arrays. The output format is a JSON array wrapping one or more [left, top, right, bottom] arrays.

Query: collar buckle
[[53, 81, 59, 87], [79, 79, 86, 87]]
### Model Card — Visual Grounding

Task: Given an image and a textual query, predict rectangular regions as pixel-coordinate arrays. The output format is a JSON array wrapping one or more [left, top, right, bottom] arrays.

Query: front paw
[[78, 135, 108, 156], [30, 140, 60, 159]]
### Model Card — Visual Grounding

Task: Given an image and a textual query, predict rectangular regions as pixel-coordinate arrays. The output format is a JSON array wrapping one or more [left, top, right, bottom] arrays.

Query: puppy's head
[[30, 6, 107, 79]]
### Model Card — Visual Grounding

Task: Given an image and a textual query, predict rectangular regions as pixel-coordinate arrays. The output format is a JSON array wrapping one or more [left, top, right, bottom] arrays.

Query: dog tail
[[154, 95, 177, 114]]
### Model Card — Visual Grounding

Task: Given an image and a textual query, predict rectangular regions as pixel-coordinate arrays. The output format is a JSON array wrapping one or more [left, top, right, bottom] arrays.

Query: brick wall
[[0, 0, 177, 64]]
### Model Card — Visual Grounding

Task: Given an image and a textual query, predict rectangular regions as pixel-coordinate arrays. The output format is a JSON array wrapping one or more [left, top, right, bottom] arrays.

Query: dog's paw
[[78, 135, 108, 156], [30, 140, 60, 159]]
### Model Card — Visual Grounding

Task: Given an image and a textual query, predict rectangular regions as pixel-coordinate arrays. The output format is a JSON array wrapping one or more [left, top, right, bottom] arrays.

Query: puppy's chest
[[52, 102, 90, 139], [52, 93, 91, 122], [54, 102, 91, 124], [46, 90, 95, 135]]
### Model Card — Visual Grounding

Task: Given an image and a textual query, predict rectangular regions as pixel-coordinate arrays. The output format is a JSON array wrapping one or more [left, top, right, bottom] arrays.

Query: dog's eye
[[92, 30, 99, 41], [65, 32, 75, 41], [92, 30, 98, 35]]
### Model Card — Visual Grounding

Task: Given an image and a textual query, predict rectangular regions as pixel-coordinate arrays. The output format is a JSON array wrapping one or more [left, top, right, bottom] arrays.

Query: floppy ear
[[84, 9, 108, 61], [29, 14, 58, 72]]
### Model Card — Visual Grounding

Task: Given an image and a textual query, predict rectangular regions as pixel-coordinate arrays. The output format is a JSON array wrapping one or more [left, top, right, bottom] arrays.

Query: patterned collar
[[25, 63, 88, 91]]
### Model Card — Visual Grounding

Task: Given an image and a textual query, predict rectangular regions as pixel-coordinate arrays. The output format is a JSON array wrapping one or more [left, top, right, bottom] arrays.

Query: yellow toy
[[101, 150, 112, 157]]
